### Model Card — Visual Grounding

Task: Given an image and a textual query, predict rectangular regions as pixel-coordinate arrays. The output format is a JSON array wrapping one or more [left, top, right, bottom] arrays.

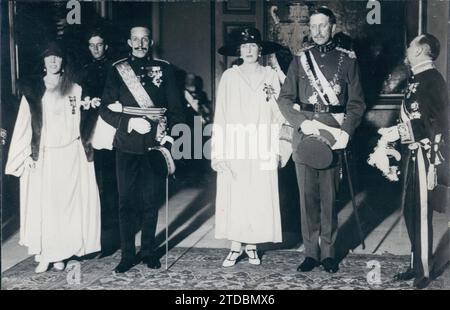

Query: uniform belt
[[122, 106, 166, 116], [300, 103, 345, 114]]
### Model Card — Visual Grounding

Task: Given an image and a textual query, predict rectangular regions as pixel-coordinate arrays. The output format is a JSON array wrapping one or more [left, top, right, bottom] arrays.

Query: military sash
[[300, 51, 344, 125], [115, 61, 155, 108]]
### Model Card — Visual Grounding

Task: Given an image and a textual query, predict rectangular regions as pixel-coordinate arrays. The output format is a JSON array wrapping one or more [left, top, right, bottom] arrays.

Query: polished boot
[[414, 277, 431, 289], [114, 259, 137, 273], [321, 258, 339, 273], [143, 255, 161, 269], [297, 257, 320, 272]]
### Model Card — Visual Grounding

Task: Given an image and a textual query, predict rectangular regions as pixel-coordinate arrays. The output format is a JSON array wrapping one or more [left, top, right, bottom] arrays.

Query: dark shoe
[[414, 277, 431, 289], [114, 260, 136, 273], [297, 257, 320, 272], [321, 258, 339, 273], [98, 247, 120, 259], [394, 268, 416, 281], [143, 256, 161, 269], [83, 252, 100, 260]]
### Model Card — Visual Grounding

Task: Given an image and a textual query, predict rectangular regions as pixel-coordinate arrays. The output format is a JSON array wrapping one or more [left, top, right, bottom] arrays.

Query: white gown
[[212, 65, 284, 244], [5, 83, 101, 263]]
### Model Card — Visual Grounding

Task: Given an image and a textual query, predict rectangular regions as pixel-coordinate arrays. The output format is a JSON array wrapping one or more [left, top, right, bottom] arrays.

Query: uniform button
[[314, 113, 319, 118], [141, 66, 144, 70], [142, 82, 146, 86]]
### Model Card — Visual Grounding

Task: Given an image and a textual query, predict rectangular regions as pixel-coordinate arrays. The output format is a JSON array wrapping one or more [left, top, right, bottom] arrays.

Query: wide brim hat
[[218, 27, 283, 56], [296, 129, 337, 169]]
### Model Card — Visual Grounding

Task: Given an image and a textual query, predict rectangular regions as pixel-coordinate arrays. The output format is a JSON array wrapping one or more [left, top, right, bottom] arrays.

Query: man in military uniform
[[277, 7, 366, 273], [82, 28, 111, 98], [80, 28, 120, 258], [391, 34, 448, 289], [100, 24, 185, 273]]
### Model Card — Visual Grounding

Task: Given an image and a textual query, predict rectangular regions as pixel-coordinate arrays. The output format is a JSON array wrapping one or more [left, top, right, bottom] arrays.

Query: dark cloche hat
[[218, 27, 283, 56], [41, 40, 66, 58]]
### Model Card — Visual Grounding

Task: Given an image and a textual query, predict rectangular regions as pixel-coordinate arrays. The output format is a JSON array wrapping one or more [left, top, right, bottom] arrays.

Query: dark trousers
[[94, 149, 120, 252], [403, 150, 433, 280], [295, 162, 340, 261], [116, 150, 164, 262]]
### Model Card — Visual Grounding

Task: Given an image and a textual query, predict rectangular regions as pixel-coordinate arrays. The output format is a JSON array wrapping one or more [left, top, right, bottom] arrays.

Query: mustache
[[134, 47, 148, 50]]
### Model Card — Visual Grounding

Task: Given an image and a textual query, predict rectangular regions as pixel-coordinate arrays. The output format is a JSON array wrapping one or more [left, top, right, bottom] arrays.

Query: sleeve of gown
[[271, 69, 292, 165], [5, 96, 32, 177], [210, 71, 228, 171]]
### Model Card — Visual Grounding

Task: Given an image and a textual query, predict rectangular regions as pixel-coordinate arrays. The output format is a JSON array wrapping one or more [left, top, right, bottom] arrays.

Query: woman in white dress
[[5, 41, 101, 273], [212, 28, 285, 267]]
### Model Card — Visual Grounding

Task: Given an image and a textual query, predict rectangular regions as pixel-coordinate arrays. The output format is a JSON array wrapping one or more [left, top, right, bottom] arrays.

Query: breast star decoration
[[148, 66, 163, 87]]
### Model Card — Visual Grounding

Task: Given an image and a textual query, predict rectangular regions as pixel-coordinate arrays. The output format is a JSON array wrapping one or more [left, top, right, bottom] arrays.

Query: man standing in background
[[81, 28, 120, 258]]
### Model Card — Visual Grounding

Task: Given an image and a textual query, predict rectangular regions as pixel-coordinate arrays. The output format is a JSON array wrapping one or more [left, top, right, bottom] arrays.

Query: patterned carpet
[[2, 247, 449, 290]]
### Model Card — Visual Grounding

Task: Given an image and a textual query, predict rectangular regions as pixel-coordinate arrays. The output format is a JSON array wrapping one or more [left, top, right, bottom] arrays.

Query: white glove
[[90, 97, 101, 108], [160, 135, 174, 146], [128, 118, 151, 135], [81, 97, 101, 109], [107, 101, 123, 112], [81, 96, 91, 110], [24, 156, 36, 169], [300, 120, 320, 136], [332, 130, 350, 150]]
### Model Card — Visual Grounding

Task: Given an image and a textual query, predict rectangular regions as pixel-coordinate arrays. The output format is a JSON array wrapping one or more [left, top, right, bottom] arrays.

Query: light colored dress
[[212, 65, 284, 244], [5, 83, 101, 263]]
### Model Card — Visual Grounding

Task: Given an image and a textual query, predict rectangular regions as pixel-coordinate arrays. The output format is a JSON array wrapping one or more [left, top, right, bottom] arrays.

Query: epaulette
[[153, 57, 170, 65], [112, 57, 127, 67], [294, 45, 313, 57], [336, 47, 357, 59]]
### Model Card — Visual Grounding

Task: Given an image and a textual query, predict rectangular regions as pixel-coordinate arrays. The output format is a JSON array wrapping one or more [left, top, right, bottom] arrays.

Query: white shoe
[[222, 249, 244, 267], [53, 261, 65, 271], [35, 262, 49, 273], [245, 246, 261, 265]]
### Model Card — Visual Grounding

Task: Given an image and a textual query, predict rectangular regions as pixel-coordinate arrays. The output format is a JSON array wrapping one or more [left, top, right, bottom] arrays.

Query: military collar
[[92, 54, 106, 61], [314, 40, 336, 53], [130, 54, 151, 63], [91, 56, 107, 64], [411, 60, 435, 75]]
